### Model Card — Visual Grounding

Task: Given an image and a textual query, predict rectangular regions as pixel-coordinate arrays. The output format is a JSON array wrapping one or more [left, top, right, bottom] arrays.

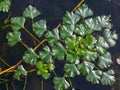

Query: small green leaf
[[104, 29, 118, 47], [82, 50, 97, 61], [23, 48, 39, 65], [75, 4, 93, 18], [101, 70, 115, 85], [0, 0, 10, 12], [48, 63, 55, 71], [98, 36, 110, 49], [65, 35, 76, 50], [75, 24, 93, 36], [96, 16, 112, 28], [36, 61, 50, 79], [85, 35, 97, 49], [84, 18, 101, 31], [23, 5, 40, 19], [96, 43, 106, 55], [6, 31, 21, 46], [53, 77, 70, 90], [63, 11, 80, 25], [64, 64, 80, 77], [52, 42, 65, 60], [45, 29, 60, 44], [86, 70, 102, 84], [66, 50, 79, 64], [32, 20, 47, 37], [13, 65, 27, 80], [77, 61, 94, 75], [98, 52, 112, 69], [60, 25, 75, 39], [39, 46, 53, 63], [11, 17, 25, 31]]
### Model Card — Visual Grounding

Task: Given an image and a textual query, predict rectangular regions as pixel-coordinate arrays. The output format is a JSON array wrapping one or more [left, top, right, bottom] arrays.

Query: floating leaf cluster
[[6, 4, 117, 90], [0, 0, 10, 12]]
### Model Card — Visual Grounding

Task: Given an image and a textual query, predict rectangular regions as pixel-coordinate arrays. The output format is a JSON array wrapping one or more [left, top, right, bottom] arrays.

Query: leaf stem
[[19, 41, 29, 49], [0, 57, 11, 67], [11, 81, 16, 90], [33, 39, 46, 51], [6, 82, 8, 90], [68, 78, 74, 89], [27, 68, 36, 73], [41, 79, 44, 90], [53, 70, 57, 77], [23, 76, 27, 90], [23, 27, 39, 43]]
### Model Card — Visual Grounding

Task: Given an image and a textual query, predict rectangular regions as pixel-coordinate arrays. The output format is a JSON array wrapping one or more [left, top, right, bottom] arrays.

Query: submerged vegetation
[[0, 0, 118, 90]]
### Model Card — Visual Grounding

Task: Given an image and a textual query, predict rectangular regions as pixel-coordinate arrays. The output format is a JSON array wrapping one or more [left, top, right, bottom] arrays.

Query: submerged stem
[[0, 57, 10, 67], [23, 28, 39, 43], [23, 76, 27, 90]]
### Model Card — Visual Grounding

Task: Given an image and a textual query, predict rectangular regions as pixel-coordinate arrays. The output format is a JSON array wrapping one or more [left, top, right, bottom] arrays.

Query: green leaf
[[75, 4, 93, 18], [104, 29, 118, 47], [75, 24, 93, 36], [77, 61, 94, 75], [39, 46, 53, 63], [60, 25, 75, 39], [65, 35, 76, 50], [11, 17, 25, 31], [52, 42, 65, 60], [45, 29, 60, 44], [96, 16, 112, 28], [98, 52, 112, 69], [0, 0, 10, 12], [64, 64, 80, 77], [36, 61, 50, 79], [84, 18, 101, 31], [85, 35, 97, 49], [23, 48, 39, 65], [101, 70, 115, 85], [63, 11, 80, 25], [6, 31, 21, 46], [23, 5, 40, 19], [96, 43, 106, 55], [32, 20, 47, 37], [86, 70, 102, 84], [97, 36, 110, 49], [48, 63, 55, 71], [13, 65, 27, 80], [82, 49, 97, 61], [53, 77, 70, 90], [66, 50, 79, 64]]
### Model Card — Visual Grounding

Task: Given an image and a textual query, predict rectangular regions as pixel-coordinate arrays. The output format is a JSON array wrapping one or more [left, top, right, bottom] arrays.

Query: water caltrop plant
[[0, 0, 118, 90]]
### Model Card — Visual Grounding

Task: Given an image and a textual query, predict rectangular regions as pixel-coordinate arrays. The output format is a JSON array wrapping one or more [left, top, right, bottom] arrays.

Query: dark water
[[0, 0, 120, 90]]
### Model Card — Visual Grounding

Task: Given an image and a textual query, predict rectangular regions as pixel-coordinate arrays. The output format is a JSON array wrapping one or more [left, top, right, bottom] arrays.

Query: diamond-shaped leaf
[[65, 35, 76, 50], [77, 61, 94, 75], [104, 29, 118, 47], [75, 24, 93, 36], [23, 5, 40, 19], [75, 4, 93, 18], [66, 50, 79, 64], [6, 31, 21, 46], [32, 20, 47, 37], [85, 35, 97, 49], [63, 11, 80, 25], [0, 0, 10, 12], [11, 17, 25, 31], [13, 65, 27, 80], [97, 36, 110, 49], [53, 77, 70, 90], [52, 42, 65, 60], [45, 29, 60, 44], [23, 48, 39, 65], [60, 25, 75, 39], [64, 64, 80, 77], [96, 43, 106, 55], [86, 70, 102, 84], [84, 18, 101, 31], [101, 70, 115, 85], [39, 46, 53, 63], [98, 52, 112, 69]]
